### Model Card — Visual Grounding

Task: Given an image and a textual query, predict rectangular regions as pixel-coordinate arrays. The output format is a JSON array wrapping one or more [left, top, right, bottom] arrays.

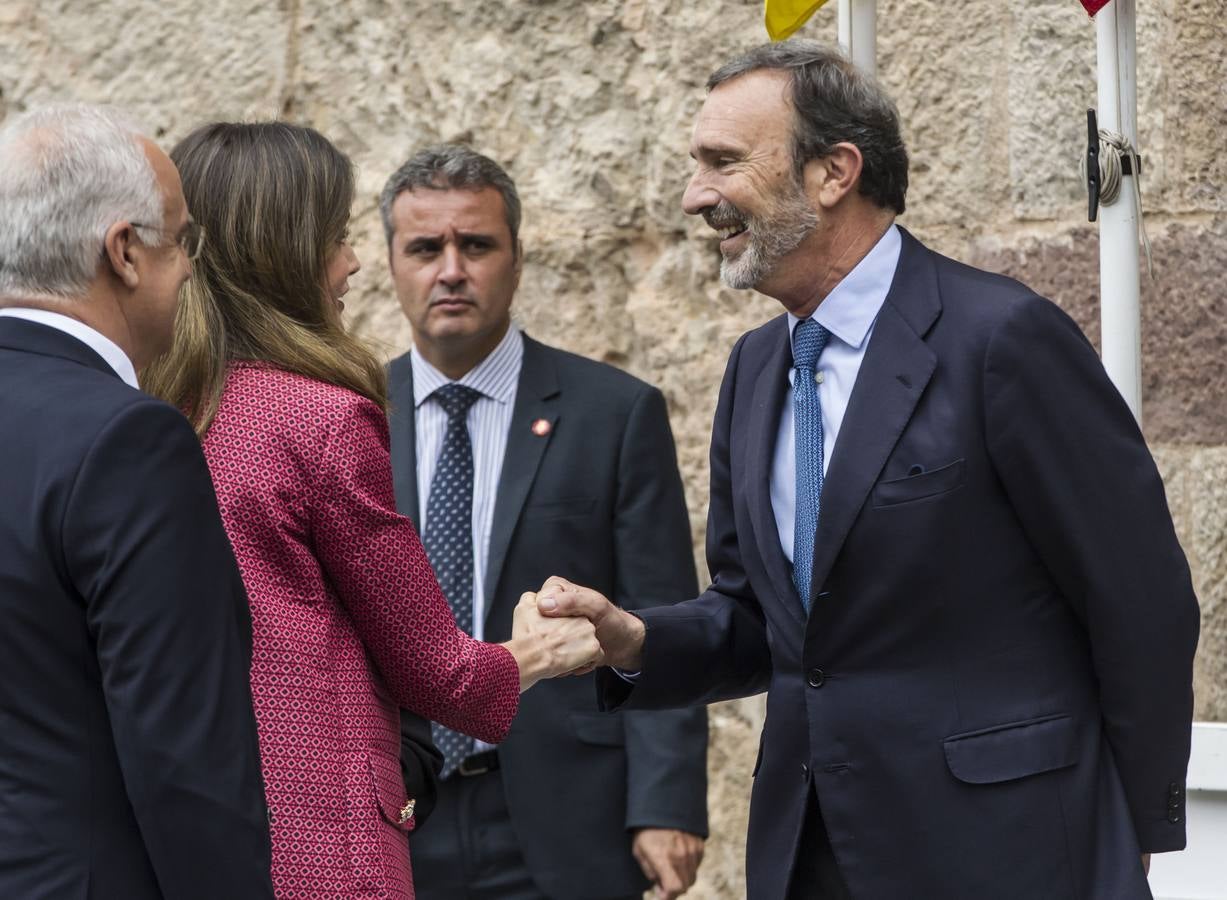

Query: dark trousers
[[409, 766, 641, 900], [787, 787, 852, 900]]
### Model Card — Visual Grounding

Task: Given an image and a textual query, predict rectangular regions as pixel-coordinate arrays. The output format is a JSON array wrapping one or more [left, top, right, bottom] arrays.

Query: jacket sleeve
[[599, 332, 772, 712], [63, 400, 274, 900], [613, 385, 709, 837], [983, 294, 1200, 853], [310, 396, 519, 744]]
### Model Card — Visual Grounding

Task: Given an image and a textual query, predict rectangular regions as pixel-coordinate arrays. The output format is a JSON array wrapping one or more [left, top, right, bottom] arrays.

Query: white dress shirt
[[411, 325, 523, 639], [412, 325, 522, 754], [771, 224, 902, 562], [0, 307, 139, 389]]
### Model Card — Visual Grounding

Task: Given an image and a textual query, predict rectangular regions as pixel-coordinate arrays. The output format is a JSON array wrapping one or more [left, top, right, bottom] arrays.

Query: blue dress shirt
[[771, 224, 902, 563]]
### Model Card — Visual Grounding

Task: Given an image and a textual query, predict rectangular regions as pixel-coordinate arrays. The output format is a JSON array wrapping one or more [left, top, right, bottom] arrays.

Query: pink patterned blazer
[[202, 363, 520, 899]]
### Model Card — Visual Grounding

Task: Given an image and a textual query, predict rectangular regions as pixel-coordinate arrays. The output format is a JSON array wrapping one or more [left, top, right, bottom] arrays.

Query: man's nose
[[681, 170, 716, 217], [437, 244, 465, 286]]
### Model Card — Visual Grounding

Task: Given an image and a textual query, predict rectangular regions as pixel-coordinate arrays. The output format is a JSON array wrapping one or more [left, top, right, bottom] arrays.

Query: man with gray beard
[[538, 39, 1199, 900]]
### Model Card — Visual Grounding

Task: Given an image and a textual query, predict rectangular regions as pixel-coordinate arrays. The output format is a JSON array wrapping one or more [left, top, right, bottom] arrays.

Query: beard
[[709, 181, 818, 290]]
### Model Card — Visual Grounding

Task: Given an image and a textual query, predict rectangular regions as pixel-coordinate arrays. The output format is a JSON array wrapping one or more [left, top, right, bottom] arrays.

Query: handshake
[[503, 577, 648, 692]]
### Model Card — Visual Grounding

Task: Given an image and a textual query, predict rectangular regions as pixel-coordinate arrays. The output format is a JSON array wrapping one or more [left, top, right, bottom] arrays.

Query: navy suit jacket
[[391, 335, 708, 898], [600, 229, 1199, 900], [0, 319, 273, 899]]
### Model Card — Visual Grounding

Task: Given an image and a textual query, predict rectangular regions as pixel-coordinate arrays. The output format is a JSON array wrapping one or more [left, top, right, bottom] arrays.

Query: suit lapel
[[806, 230, 941, 609], [387, 354, 421, 530], [482, 336, 559, 617], [747, 321, 807, 626]]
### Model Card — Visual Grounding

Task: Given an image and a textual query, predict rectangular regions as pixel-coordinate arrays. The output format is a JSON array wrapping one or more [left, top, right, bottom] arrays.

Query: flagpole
[[838, 0, 877, 75], [1095, 0, 1142, 422]]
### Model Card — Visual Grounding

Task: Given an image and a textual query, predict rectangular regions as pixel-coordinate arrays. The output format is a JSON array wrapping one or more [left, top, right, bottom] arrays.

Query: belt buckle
[[457, 754, 492, 777]]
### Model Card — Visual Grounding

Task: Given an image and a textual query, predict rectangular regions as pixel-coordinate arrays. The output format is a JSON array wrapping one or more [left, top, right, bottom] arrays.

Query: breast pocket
[[872, 458, 966, 508]]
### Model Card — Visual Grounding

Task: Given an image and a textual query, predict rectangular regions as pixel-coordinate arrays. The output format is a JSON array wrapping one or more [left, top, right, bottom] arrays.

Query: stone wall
[[3, 1, 1223, 895]]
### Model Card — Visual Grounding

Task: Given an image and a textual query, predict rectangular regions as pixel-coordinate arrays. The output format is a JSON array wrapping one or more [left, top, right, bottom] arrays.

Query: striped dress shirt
[[411, 324, 523, 643]]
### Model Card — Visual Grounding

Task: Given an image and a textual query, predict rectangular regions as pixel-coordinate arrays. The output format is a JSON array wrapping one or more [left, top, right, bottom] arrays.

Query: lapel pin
[[531, 418, 552, 437]]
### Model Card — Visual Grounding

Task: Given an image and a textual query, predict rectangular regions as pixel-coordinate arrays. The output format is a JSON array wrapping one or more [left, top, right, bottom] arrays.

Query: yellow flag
[[764, 0, 831, 41]]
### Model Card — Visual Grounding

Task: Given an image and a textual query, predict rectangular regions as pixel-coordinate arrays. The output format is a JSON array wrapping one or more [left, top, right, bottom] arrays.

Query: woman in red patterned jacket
[[143, 122, 599, 899]]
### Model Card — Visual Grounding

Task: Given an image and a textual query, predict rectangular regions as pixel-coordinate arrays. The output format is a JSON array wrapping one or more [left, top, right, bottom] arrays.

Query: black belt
[[456, 749, 500, 777]]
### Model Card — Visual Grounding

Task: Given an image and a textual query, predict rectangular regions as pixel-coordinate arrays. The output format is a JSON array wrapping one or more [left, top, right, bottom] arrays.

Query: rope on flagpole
[[1082, 128, 1154, 279]]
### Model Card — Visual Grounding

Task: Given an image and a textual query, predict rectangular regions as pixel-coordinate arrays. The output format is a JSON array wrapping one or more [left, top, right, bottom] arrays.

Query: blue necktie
[[792, 318, 831, 612], [422, 383, 482, 778]]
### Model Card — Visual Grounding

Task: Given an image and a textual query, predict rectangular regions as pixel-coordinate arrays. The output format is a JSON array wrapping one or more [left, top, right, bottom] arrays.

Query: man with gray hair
[[0, 104, 274, 899], [380, 145, 709, 900], [539, 39, 1200, 900]]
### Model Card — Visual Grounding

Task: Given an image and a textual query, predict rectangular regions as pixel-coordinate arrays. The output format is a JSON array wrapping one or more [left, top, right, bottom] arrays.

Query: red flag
[[1080, 0, 1112, 14]]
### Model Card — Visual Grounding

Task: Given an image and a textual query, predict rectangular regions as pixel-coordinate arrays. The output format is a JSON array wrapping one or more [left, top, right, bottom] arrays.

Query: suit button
[[807, 668, 826, 688], [801, 764, 809, 779], [1168, 812, 1183, 825], [1169, 783, 1183, 798]]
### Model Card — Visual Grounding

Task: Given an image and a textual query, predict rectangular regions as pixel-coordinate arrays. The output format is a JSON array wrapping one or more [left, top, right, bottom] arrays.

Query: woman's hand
[[502, 592, 603, 692]]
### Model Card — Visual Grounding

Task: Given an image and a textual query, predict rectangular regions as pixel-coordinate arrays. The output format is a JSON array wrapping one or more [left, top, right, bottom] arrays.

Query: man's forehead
[[692, 70, 792, 151], [393, 186, 507, 233]]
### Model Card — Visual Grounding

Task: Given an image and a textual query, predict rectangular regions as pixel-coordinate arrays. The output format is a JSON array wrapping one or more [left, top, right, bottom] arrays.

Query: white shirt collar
[[0, 307, 140, 388], [410, 323, 524, 408], [787, 223, 902, 352]]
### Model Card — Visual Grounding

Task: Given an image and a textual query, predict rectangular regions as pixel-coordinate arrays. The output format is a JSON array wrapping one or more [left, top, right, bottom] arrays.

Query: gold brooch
[[398, 799, 416, 824]]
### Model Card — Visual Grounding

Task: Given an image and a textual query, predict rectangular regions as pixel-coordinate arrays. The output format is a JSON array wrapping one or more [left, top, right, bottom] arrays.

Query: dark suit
[[599, 229, 1200, 900], [389, 334, 708, 899], [0, 318, 274, 899]]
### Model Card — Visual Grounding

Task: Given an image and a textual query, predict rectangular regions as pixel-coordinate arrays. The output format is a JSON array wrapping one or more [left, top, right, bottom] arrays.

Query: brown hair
[[142, 121, 386, 434], [708, 40, 908, 215]]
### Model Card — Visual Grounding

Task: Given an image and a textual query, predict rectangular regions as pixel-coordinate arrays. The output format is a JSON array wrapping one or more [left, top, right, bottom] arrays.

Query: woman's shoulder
[[219, 363, 386, 438], [225, 362, 380, 413]]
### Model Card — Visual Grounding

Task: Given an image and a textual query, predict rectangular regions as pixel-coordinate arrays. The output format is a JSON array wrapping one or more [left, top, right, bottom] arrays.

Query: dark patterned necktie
[[792, 318, 831, 613], [422, 383, 482, 778]]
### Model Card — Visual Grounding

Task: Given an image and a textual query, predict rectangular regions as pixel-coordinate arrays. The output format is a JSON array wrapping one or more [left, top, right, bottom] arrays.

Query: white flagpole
[[838, 0, 877, 75], [1095, 0, 1142, 422]]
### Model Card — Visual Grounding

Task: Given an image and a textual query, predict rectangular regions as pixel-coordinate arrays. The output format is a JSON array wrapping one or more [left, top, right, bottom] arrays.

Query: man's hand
[[503, 593, 602, 692], [536, 576, 647, 671], [632, 828, 705, 900]]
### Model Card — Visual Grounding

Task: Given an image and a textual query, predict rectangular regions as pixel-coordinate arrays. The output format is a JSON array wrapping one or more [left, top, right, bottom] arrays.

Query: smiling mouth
[[714, 224, 747, 241]]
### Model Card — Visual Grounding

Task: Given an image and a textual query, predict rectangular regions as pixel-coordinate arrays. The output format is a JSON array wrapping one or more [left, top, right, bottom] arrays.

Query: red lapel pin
[[531, 418, 551, 437]]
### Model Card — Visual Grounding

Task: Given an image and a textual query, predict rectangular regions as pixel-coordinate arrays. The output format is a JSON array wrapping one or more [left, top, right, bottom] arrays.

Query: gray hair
[[708, 40, 909, 214], [379, 145, 521, 254], [0, 103, 163, 299]]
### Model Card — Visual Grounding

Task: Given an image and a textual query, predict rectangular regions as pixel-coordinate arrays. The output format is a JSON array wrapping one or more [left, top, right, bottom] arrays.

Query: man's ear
[[804, 142, 864, 210], [102, 221, 142, 289], [513, 239, 524, 286]]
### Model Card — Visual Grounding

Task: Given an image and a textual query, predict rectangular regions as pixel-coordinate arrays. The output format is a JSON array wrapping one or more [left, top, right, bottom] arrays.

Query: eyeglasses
[[131, 220, 206, 262]]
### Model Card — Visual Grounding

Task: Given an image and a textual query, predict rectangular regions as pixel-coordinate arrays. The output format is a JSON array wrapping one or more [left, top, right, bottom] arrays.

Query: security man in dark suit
[[381, 146, 709, 900], [0, 105, 273, 898], [539, 41, 1200, 900]]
